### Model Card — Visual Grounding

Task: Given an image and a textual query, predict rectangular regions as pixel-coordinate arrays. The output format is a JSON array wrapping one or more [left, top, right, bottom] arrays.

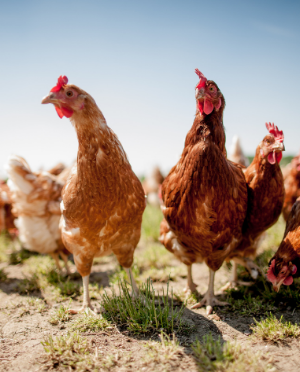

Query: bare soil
[[0, 254, 299, 372]]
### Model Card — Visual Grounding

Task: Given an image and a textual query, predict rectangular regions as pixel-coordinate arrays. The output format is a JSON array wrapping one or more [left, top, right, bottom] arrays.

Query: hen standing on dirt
[[160, 69, 248, 314], [42, 76, 146, 313], [222, 123, 285, 289]]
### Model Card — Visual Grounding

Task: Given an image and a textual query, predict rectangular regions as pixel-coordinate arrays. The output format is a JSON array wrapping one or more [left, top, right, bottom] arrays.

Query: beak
[[41, 93, 57, 105], [195, 88, 205, 100], [273, 142, 285, 152], [272, 278, 285, 292]]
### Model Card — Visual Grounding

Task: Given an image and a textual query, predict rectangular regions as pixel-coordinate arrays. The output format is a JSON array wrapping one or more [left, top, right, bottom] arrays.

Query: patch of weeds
[[174, 290, 198, 307], [192, 333, 273, 372], [141, 205, 163, 241], [9, 247, 37, 265], [17, 274, 40, 294], [26, 297, 47, 313], [251, 312, 300, 343], [0, 268, 8, 282], [71, 312, 111, 332], [143, 331, 183, 367], [49, 301, 72, 325], [102, 278, 193, 335], [42, 331, 120, 370], [42, 332, 90, 368]]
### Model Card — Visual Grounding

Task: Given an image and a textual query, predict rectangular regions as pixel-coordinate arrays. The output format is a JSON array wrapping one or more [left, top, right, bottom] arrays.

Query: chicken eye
[[209, 87, 214, 91], [66, 91, 73, 97]]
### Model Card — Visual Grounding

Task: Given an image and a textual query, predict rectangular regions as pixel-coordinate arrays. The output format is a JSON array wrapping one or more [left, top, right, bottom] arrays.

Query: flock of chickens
[[1, 70, 300, 315]]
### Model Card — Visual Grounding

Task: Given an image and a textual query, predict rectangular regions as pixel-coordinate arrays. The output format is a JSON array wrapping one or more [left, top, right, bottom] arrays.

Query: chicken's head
[[259, 123, 285, 165], [41, 76, 87, 119], [267, 258, 297, 292], [194, 69, 223, 116]]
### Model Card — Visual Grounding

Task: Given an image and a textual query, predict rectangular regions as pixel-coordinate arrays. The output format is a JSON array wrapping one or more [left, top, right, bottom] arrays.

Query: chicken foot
[[184, 265, 198, 293], [221, 257, 263, 291], [69, 275, 97, 315], [191, 269, 228, 315]]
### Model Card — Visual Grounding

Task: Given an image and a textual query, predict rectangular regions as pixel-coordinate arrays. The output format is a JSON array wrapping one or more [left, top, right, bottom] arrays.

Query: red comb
[[195, 68, 207, 89], [265, 122, 284, 142], [50, 75, 68, 92]]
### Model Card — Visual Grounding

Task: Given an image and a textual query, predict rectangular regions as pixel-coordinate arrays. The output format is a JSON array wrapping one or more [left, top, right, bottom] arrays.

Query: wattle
[[204, 99, 214, 115], [55, 106, 73, 119], [268, 152, 276, 164], [283, 276, 293, 286]]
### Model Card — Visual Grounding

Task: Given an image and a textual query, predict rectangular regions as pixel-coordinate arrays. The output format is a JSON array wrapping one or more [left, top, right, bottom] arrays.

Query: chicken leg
[[191, 269, 228, 314], [221, 257, 262, 291], [184, 265, 198, 293]]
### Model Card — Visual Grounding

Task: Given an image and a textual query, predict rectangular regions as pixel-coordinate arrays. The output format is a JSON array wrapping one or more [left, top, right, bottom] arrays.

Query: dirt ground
[[0, 244, 300, 372]]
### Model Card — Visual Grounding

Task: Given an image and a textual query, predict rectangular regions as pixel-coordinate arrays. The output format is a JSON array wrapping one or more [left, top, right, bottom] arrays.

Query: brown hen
[[160, 69, 248, 314], [267, 197, 300, 292], [42, 76, 146, 313], [222, 123, 285, 289], [282, 152, 300, 221]]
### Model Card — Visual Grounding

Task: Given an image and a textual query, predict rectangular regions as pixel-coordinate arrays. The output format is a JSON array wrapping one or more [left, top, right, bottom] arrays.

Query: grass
[[42, 332, 91, 370], [251, 312, 300, 343], [192, 334, 274, 372], [141, 205, 163, 241], [101, 278, 193, 335], [143, 331, 183, 367], [49, 301, 72, 325], [42, 332, 120, 371], [71, 312, 111, 333], [16, 256, 81, 301]]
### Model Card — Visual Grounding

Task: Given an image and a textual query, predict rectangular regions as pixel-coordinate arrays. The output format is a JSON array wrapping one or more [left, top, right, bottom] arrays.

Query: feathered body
[[282, 152, 300, 221], [162, 113, 247, 271], [267, 197, 300, 292], [6, 155, 68, 269], [227, 127, 285, 262], [42, 76, 145, 311], [160, 70, 248, 313]]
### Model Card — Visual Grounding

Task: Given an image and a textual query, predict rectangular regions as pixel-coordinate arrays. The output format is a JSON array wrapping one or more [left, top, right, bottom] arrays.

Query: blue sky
[[0, 0, 299, 177]]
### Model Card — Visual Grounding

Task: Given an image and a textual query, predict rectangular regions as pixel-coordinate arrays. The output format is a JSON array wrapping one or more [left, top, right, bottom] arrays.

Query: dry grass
[[251, 312, 300, 343]]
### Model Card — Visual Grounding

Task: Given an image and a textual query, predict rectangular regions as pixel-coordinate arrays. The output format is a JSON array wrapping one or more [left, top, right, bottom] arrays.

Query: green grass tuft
[[101, 278, 193, 335], [71, 312, 111, 332], [192, 333, 273, 372], [49, 301, 72, 325], [251, 312, 300, 343]]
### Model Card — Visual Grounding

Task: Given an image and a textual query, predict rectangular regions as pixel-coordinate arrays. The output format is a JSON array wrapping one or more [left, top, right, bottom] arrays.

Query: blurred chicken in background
[[6, 155, 70, 273], [142, 166, 164, 206], [0, 180, 16, 235], [228, 135, 249, 167], [282, 151, 300, 221]]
